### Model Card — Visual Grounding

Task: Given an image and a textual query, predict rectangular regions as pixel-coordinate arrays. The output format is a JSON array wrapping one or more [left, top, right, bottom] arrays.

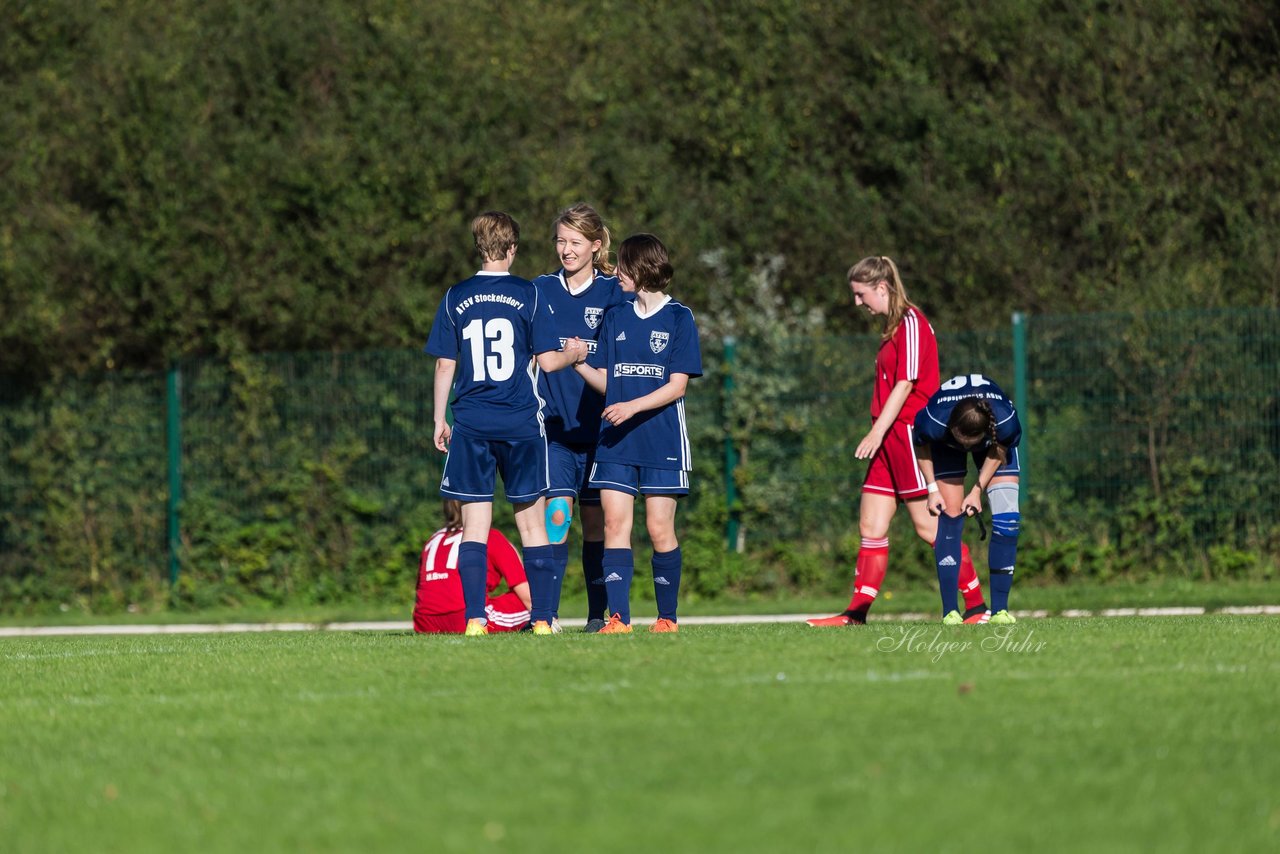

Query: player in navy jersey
[[914, 373, 1023, 625], [424, 211, 585, 636], [573, 234, 702, 634], [530, 204, 625, 633]]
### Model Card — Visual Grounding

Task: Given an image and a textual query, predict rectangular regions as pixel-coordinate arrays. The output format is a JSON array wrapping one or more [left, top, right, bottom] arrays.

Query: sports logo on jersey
[[584, 306, 604, 330], [616, 331, 627, 341], [650, 331, 669, 353], [559, 338, 599, 353], [614, 363, 665, 378]]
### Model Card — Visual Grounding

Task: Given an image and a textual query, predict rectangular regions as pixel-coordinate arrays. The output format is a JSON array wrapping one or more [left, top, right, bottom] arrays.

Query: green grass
[[1, 577, 1276, 626], [2, 617, 1277, 852]]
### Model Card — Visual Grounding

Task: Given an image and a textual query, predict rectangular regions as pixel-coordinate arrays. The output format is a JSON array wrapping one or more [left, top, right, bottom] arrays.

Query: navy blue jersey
[[531, 269, 624, 444], [588, 297, 702, 470], [913, 374, 1022, 450], [425, 271, 560, 440]]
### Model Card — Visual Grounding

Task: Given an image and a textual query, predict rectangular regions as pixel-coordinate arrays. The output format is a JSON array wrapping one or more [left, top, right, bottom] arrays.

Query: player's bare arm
[[432, 357, 456, 452], [602, 373, 689, 427], [537, 338, 586, 372], [856, 379, 914, 459], [914, 443, 945, 515], [575, 361, 607, 394], [962, 451, 1006, 516]]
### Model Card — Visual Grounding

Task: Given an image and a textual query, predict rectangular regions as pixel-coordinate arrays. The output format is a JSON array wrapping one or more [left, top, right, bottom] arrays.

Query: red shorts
[[413, 591, 530, 634], [862, 419, 928, 499]]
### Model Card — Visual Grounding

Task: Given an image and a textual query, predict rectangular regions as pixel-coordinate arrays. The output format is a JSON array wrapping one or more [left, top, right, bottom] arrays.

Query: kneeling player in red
[[414, 500, 532, 634]]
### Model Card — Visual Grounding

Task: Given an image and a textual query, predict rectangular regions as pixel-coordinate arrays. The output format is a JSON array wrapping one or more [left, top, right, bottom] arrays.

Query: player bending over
[[914, 373, 1022, 625]]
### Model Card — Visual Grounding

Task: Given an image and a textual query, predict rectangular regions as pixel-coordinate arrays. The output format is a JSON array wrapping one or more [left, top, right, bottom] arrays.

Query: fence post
[[722, 336, 741, 552], [1012, 312, 1028, 493], [166, 362, 182, 586]]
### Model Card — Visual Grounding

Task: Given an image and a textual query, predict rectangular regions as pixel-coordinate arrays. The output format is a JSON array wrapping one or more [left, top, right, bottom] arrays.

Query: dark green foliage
[[3, 2, 1280, 610], [2, 1, 1278, 377]]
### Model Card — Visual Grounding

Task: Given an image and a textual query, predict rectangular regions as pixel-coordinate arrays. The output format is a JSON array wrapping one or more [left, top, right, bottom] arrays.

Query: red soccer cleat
[[805, 613, 865, 627]]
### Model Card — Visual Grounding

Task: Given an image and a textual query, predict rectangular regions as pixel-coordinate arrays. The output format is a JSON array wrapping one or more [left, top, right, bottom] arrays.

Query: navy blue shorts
[[546, 441, 602, 505], [441, 429, 548, 503], [588, 462, 689, 497], [932, 443, 1021, 481]]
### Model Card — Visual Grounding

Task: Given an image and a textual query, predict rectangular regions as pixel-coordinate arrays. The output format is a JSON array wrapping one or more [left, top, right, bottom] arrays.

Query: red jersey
[[413, 527, 526, 616], [870, 305, 939, 425]]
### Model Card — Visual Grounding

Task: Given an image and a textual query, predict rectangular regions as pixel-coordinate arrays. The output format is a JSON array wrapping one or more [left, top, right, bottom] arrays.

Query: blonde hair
[[553, 203, 614, 275], [471, 211, 520, 262], [848, 255, 917, 341]]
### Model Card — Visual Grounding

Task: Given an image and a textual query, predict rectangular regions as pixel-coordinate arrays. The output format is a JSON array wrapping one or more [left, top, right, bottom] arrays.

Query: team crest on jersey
[[650, 331, 669, 353], [584, 307, 604, 330]]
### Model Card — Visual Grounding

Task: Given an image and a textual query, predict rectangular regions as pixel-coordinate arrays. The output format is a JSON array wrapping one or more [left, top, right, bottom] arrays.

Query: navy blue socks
[[989, 512, 1020, 613], [524, 544, 558, 624], [549, 541, 570, 620], [602, 547, 634, 624], [934, 513, 964, 616], [582, 539, 607, 621], [458, 541, 489, 621], [651, 547, 682, 622]]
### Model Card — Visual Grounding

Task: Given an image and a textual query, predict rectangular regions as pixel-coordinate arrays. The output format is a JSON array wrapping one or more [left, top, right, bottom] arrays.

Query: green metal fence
[[2, 308, 1278, 608]]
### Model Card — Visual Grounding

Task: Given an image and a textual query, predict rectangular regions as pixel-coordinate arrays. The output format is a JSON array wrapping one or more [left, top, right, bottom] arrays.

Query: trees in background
[[2, 0, 1277, 378]]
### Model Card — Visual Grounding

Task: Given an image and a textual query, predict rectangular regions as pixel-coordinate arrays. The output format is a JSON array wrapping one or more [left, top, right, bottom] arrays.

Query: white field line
[[0, 605, 1277, 638]]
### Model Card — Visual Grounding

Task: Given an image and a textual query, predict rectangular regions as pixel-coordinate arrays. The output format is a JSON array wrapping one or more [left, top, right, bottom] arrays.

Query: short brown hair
[[471, 211, 520, 262], [617, 233, 673, 292]]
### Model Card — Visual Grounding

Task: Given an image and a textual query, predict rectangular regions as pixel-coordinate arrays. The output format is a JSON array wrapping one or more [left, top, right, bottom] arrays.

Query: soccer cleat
[[649, 618, 679, 633], [464, 618, 489, 636], [597, 614, 633, 634], [551, 618, 563, 634], [989, 610, 1017, 625], [532, 620, 554, 636], [962, 603, 989, 621], [942, 610, 963, 626], [964, 610, 991, 625], [583, 618, 607, 634], [805, 612, 865, 627]]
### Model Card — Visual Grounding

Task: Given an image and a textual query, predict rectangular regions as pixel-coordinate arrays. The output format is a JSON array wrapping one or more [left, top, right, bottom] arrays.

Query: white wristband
[[927, 482, 939, 494]]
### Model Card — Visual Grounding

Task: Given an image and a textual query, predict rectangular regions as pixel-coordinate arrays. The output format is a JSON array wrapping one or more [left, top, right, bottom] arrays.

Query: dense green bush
[[2, 1, 1277, 379], [3, 2, 1280, 611]]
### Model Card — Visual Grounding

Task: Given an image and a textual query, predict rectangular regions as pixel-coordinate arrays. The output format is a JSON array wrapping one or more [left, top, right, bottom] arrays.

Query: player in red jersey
[[808, 256, 988, 627], [413, 500, 532, 633]]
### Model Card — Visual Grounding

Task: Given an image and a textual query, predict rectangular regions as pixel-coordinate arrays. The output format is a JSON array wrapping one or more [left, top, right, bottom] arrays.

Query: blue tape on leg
[[546, 497, 573, 543]]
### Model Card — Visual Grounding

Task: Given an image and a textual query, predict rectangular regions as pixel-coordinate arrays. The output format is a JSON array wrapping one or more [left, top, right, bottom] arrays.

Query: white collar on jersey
[[475, 270, 508, 277], [631, 294, 671, 319], [559, 269, 596, 296]]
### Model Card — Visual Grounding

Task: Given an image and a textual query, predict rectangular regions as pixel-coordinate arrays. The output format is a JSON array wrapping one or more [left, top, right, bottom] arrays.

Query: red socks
[[959, 543, 986, 610], [847, 537, 889, 616]]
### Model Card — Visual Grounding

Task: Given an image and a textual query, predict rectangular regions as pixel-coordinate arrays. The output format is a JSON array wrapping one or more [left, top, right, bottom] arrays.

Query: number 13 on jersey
[[462, 318, 516, 381]]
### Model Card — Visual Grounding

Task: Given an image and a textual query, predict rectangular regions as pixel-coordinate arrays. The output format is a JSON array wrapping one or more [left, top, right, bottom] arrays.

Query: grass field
[[2, 576, 1276, 627], [2, 615, 1277, 853]]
